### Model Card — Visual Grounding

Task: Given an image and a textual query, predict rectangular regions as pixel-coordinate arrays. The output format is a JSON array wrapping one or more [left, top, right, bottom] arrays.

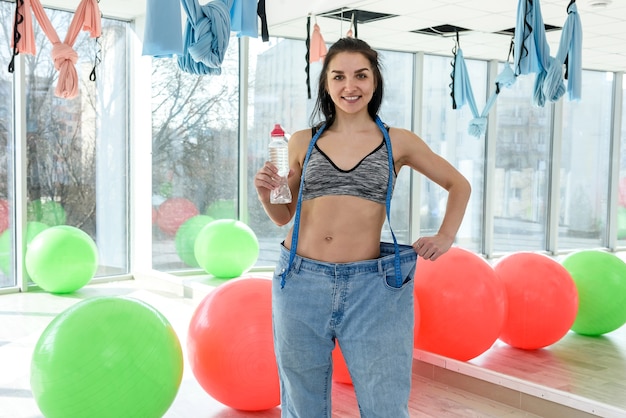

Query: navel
[[324, 236, 333, 242]]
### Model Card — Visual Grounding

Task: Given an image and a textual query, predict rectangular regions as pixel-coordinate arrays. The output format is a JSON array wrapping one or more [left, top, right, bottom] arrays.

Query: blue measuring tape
[[280, 115, 402, 288]]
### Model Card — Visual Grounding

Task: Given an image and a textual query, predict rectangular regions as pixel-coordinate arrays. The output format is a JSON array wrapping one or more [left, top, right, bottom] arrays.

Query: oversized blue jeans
[[272, 242, 418, 417]]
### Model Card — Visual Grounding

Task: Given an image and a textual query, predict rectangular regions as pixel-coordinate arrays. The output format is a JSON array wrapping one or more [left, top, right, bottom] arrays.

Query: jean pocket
[[273, 256, 294, 286], [382, 256, 417, 290], [383, 269, 415, 290]]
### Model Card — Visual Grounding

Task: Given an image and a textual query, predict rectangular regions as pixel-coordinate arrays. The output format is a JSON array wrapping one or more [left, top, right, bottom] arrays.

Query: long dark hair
[[309, 37, 384, 128]]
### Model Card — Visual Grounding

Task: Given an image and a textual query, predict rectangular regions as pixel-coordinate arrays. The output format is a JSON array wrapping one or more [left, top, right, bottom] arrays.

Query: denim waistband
[[279, 242, 416, 277]]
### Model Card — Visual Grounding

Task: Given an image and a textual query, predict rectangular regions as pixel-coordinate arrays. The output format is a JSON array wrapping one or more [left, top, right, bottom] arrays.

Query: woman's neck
[[331, 112, 376, 133]]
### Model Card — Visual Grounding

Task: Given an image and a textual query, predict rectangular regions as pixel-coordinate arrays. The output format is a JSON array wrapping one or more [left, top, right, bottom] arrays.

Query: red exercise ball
[[156, 197, 199, 236], [332, 340, 352, 384], [494, 252, 578, 350], [187, 277, 279, 411], [0, 199, 8, 234], [619, 177, 626, 208], [414, 247, 507, 361]]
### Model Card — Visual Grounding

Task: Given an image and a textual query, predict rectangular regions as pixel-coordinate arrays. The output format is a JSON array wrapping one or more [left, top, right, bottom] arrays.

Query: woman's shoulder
[[388, 125, 429, 142], [289, 127, 315, 143], [387, 126, 431, 161], [287, 127, 316, 157], [388, 125, 417, 138]]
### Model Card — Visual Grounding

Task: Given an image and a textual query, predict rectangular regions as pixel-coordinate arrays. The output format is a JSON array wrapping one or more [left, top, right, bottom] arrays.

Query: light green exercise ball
[[194, 219, 259, 278], [31, 297, 183, 418], [25, 225, 98, 293], [27, 199, 66, 226], [561, 250, 626, 336], [175, 215, 214, 267], [0, 221, 49, 276]]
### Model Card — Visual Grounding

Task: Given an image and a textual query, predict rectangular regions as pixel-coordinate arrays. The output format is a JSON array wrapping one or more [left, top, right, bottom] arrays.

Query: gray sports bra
[[280, 116, 404, 289], [301, 127, 396, 204]]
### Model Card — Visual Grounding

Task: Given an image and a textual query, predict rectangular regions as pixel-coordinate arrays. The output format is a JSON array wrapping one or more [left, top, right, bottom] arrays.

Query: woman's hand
[[413, 233, 454, 261], [254, 161, 280, 203]]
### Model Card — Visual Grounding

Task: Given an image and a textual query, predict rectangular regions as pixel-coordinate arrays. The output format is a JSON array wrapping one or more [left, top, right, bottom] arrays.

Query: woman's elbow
[[453, 175, 472, 201]]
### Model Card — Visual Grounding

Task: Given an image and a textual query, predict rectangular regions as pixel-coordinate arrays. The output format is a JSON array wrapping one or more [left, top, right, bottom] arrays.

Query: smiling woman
[[254, 37, 471, 417], [244, 37, 416, 269], [326, 54, 376, 115]]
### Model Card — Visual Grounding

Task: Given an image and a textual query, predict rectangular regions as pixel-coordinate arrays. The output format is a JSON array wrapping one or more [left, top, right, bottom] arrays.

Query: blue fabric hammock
[[513, 0, 582, 106], [451, 46, 517, 137], [230, 0, 257, 38], [142, 0, 183, 57], [178, 0, 234, 75]]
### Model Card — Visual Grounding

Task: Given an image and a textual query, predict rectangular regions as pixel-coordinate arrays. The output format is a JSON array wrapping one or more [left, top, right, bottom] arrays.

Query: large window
[[421, 55, 486, 253], [493, 71, 552, 253], [151, 39, 240, 271], [24, 11, 129, 278], [619, 74, 626, 247], [0, 2, 130, 287], [559, 71, 614, 250], [3, 8, 625, 284], [379, 49, 414, 246], [0, 1, 14, 288], [245, 38, 308, 267]]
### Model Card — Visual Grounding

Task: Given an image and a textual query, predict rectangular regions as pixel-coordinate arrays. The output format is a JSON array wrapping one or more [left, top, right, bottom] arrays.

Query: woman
[[254, 37, 471, 417]]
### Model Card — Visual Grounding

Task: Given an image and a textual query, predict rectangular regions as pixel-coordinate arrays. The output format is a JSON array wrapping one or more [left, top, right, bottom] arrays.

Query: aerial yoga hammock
[[305, 14, 328, 99], [176, 0, 270, 75], [8, 0, 102, 99], [142, 0, 184, 57], [230, 0, 269, 40], [177, 0, 234, 75], [513, 0, 582, 106], [450, 33, 517, 137], [142, 0, 269, 63], [305, 11, 355, 99]]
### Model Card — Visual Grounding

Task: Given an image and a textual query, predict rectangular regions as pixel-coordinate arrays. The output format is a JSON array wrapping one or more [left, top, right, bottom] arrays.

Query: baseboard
[[413, 349, 624, 418]]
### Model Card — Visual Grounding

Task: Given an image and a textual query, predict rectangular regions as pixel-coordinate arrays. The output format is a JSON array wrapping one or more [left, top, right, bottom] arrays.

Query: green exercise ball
[[561, 250, 626, 336], [205, 199, 237, 219], [31, 297, 183, 418], [175, 215, 214, 267], [25, 225, 98, 294], [618, 207, 626, 240], [27, 199, 67, 226], [194, 219, 259, 278], [0, 222, 50, 276]]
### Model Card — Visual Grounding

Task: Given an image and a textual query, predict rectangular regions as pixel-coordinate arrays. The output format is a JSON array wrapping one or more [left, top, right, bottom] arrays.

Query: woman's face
[[325, 52, 376, 116]]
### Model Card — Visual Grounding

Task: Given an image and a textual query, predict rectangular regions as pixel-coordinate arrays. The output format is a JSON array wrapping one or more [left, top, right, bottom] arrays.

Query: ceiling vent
[[411, 24, 471, 37], [496, 24, 562, 36], [411, 24, 469, 36], [587, 0, 612, 7], [318, 8, 397, 24]]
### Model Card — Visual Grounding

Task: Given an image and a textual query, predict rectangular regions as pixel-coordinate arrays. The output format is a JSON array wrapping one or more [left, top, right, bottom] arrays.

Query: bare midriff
[[283, 195, 386, 263]]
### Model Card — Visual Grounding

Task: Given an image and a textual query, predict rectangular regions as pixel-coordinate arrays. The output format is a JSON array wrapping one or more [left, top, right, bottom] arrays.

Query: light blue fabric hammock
[[230, 0, 257, 38], [142, 0, 183, 57], [513, 0, 582, 106], [178, 0, 234, 75], [450, 43, 517, 137]]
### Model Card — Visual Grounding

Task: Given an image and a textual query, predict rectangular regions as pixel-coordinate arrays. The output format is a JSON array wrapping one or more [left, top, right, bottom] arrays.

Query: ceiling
[[40, 0, 626, 73]]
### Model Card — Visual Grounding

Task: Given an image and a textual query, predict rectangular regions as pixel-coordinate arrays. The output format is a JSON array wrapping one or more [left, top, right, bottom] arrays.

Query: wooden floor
[[1, 274, 624, 417]]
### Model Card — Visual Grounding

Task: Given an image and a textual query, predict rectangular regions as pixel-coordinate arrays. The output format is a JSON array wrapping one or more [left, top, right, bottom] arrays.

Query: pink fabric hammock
[[309, 23, 327, 63], [11, 0, 101, 99]]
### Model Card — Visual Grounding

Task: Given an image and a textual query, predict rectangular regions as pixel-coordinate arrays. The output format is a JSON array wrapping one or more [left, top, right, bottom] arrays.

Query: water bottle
[[268, 124, 292, 204]]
